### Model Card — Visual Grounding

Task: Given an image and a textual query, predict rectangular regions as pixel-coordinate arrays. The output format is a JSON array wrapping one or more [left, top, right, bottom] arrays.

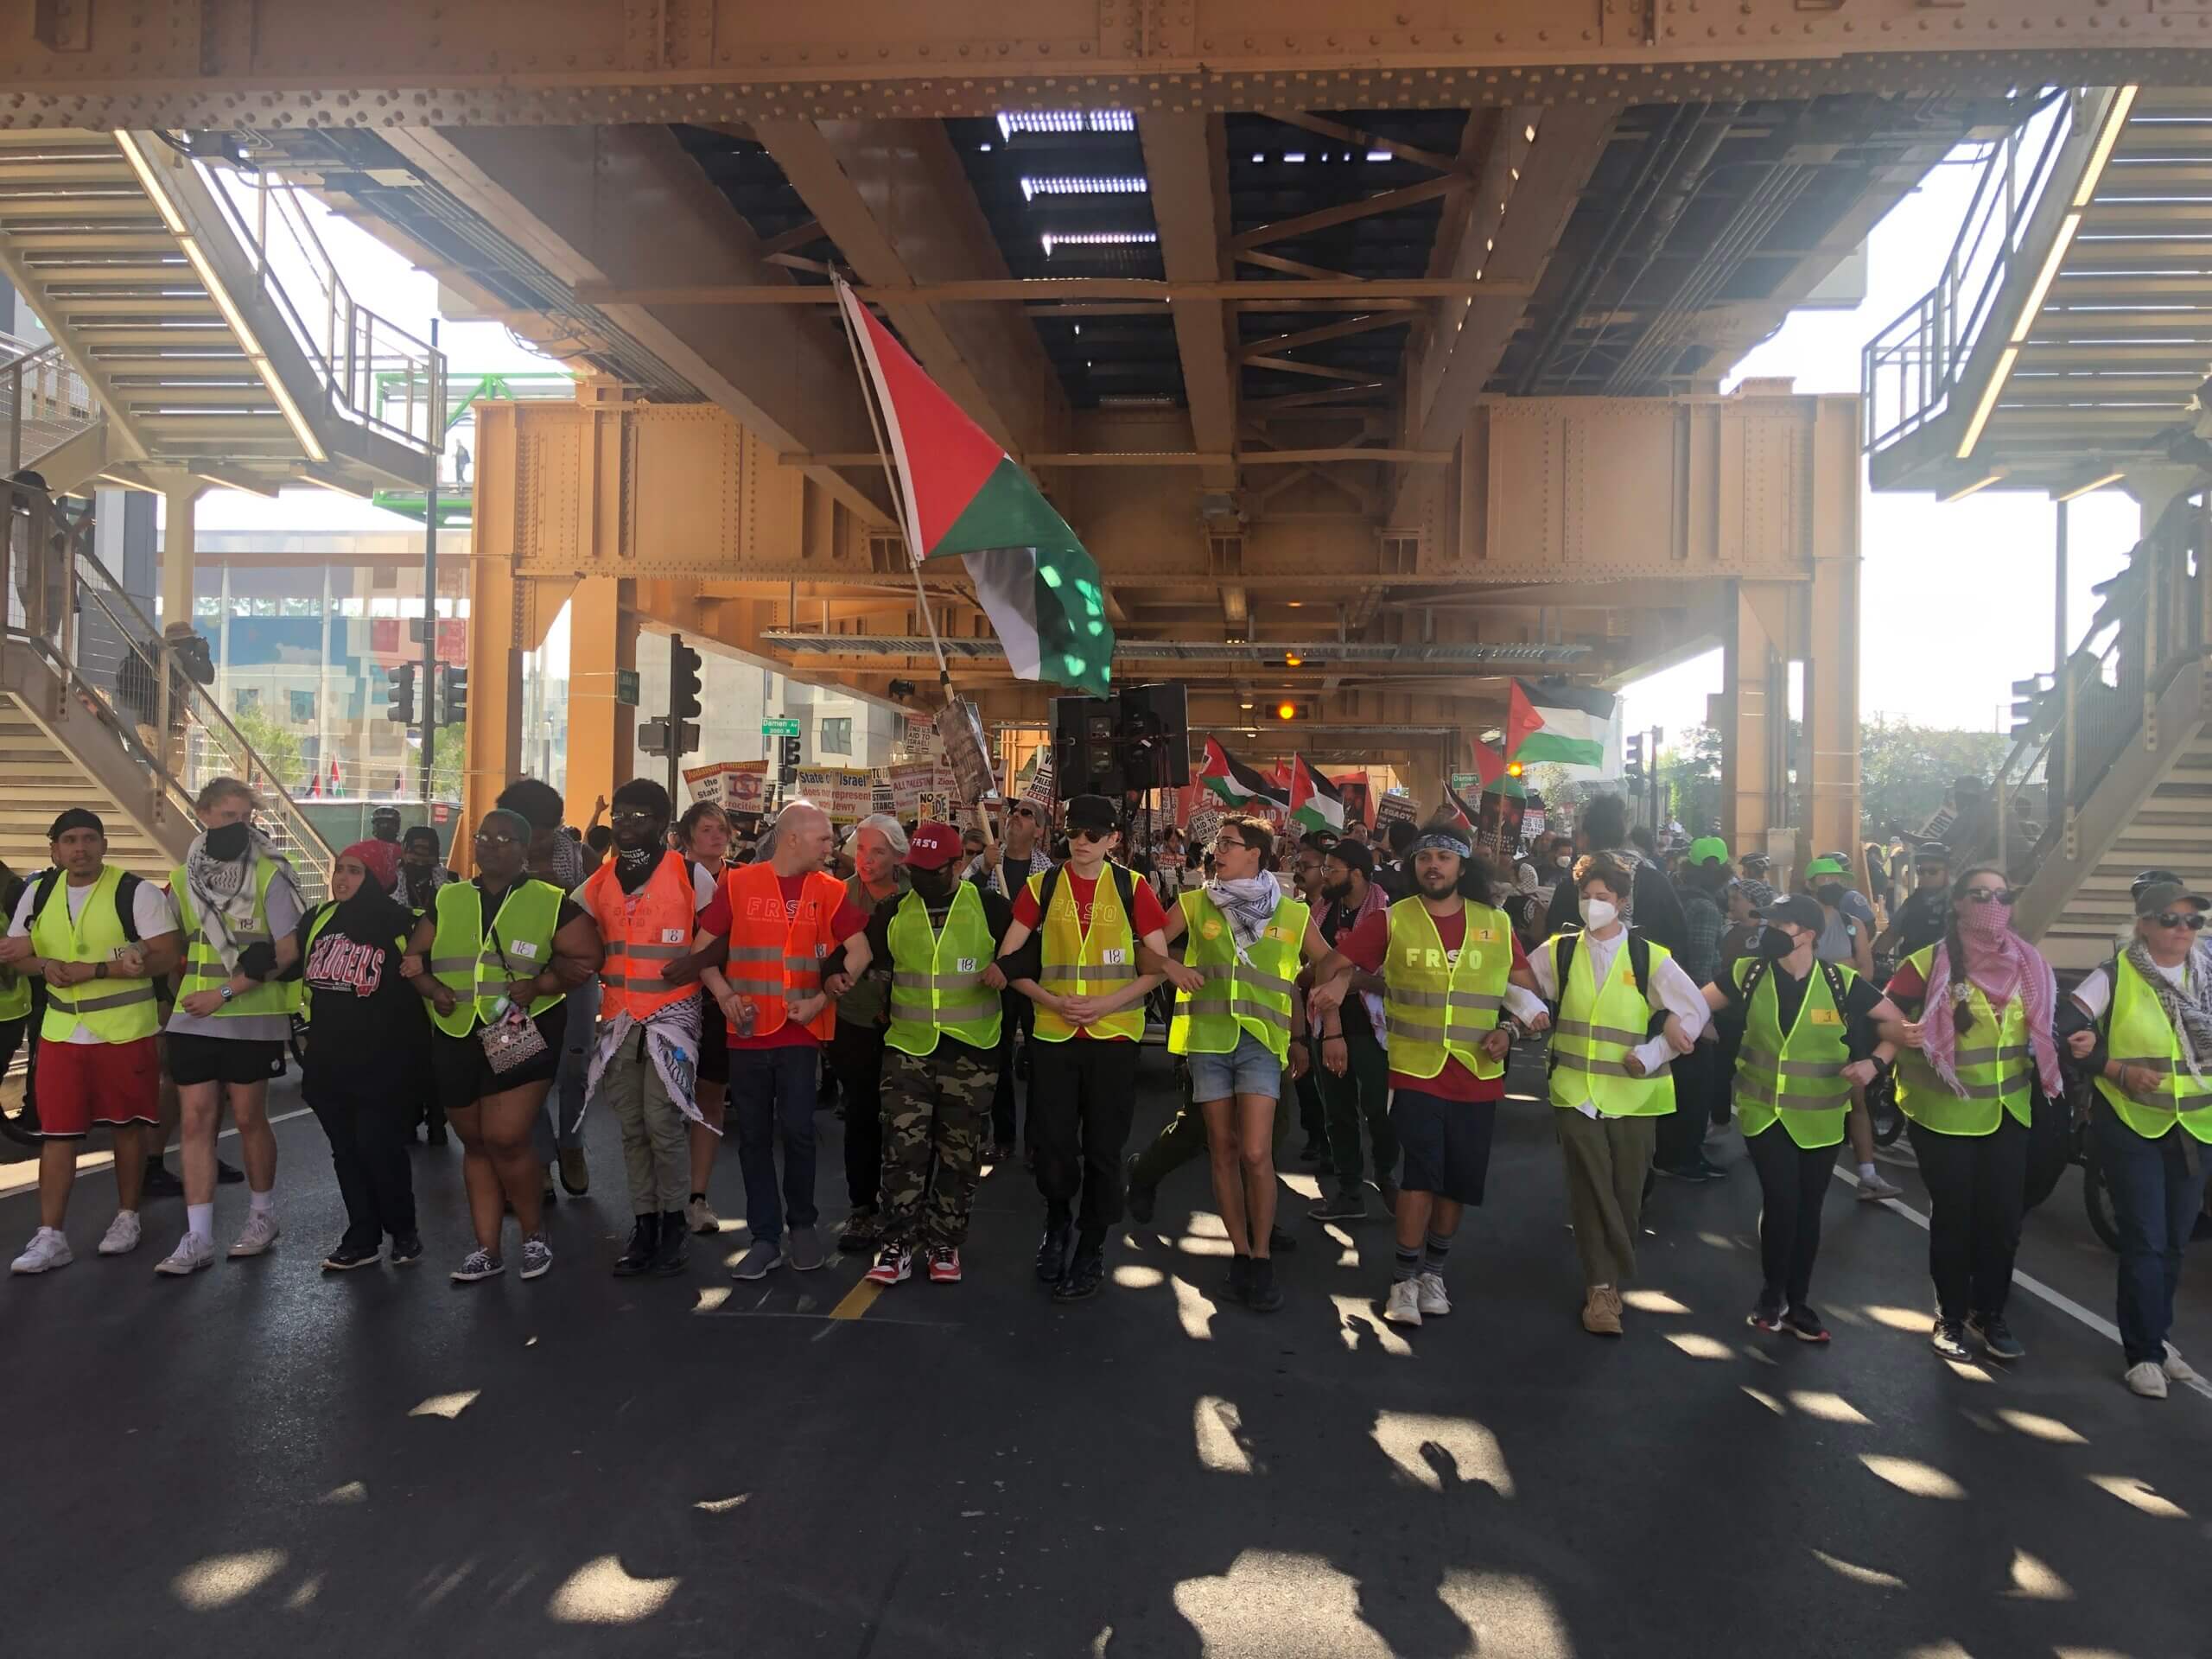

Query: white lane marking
[[0, 1107, 314, 1198], [1832, 1165, 2212, 1403]]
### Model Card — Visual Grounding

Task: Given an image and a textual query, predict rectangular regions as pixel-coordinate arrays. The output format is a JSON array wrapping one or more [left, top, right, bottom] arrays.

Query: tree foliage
[[1656, 725, 1725, 836], [225, 702, 305, 791], [1858, 715, 2009, 836]]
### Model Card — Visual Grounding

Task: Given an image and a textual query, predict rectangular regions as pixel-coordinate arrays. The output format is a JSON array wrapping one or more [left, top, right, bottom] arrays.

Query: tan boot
[[1581, 1285, 1624, 1337]]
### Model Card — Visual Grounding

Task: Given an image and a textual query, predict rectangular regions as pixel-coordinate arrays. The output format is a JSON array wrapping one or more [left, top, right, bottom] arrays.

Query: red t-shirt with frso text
[[1338, 904, 1529, 1103], [698, 871, 869, 1049], [1010, 868, 1169, 1043]]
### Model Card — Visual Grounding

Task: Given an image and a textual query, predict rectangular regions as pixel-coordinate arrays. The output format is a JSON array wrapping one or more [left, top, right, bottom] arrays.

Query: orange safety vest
[[582, 854, 698, 1022], [719, 862, 844, 1041]]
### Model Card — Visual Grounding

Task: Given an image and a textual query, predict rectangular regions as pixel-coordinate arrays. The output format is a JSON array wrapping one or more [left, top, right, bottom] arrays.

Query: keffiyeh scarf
[[1920, 933, 2063, 1098], [184, 824, 297, 973], [1204, 871, 1283, 966], [586, 992, 714, 1133], [2124, 937, 2212, 1086]]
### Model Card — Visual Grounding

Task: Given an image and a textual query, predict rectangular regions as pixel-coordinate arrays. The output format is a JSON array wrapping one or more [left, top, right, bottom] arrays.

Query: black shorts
[[430, 1005, 568, 1110], [1390, 1089, 1499, 1206], [696, 1006, 728, 1086], [166, 1031, 288, 1088]]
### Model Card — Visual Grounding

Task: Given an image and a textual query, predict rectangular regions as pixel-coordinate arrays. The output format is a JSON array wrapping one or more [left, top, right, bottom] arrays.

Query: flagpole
[[833, 279, 956, 706]]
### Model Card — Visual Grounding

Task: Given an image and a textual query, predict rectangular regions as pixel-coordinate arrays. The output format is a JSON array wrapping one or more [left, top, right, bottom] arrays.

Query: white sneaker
[[10, 1227, 73, 1274], [97, 1210, 141, 1256], [155, 1231, 216, 1276], [2163, 1343, 2205, 1386], [688, 1197, 720, 1236], [1415, 1270, 1452, 1318], [2125, 1361, 2170, 1400], [1856, 1174, 1904, 1202], [228, 1211, 281, 1258], [1382, 1279, 1424, 1326]]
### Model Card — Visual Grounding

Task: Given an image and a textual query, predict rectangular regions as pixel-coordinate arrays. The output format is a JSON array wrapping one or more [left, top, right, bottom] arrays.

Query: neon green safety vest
[[1546, 931, 1675, 1117], [0, 962, 28, 1023], [1733, 956, 1853, 1148], [885, 885, 1002, 1057], [1167, 889, 1308, 1063], [1895, 944, 2032, 1136], [427, 878, 568, 1038], [172, 858, 301, 1019], [28, 865, 162, 1043], [1030, 866, 1144, 1043], [1381, 896, 1510, 1082], [296, 902, 416, 1031], [2094, 953, 2212, 1144]]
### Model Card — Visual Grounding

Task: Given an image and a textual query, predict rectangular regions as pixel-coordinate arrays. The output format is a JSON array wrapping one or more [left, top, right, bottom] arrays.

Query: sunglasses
[[1069, 826, 1111, 842], [1011, 805, 1038, 820], [473, 830, 519, 847], [2155, 911, 2209, 931], [609, 807, 658, 824], [1960, 888, 2017, 906]]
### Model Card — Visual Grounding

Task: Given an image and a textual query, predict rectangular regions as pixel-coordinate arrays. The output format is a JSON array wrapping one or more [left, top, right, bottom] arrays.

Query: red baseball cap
[[906, 821, 963, 870]]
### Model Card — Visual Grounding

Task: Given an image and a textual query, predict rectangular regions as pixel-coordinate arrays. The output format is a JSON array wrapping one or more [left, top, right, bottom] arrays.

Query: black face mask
[[204, 821, 251, 861], [1752, 925, 1796, 961], [909, 867, 952, 904], [1815, 884, 1847, 908]]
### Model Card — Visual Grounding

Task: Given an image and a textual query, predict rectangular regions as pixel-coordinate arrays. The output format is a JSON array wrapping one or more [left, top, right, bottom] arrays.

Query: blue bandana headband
[[1410, 831, 1471, 860]]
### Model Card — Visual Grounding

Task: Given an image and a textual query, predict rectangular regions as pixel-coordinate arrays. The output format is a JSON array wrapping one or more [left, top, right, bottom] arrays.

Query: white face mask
[[1583, 899, 1620, 931]]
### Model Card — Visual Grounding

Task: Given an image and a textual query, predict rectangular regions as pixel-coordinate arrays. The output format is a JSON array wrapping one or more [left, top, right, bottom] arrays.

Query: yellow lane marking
[[828, 1278, 882, 1320]]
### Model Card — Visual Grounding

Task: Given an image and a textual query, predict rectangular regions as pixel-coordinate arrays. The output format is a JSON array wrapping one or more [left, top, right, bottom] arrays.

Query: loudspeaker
[[1051, 696, 1123, 796], [1116, 682, 1189, 790]]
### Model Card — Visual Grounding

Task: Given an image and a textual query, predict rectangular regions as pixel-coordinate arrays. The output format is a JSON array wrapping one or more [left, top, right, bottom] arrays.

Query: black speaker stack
[[1049, 683, 1191, 798]]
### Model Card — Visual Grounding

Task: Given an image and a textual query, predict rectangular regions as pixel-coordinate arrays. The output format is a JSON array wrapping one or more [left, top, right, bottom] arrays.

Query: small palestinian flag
[[1505, 679, 1622, 780], [1198, 735, 1287, 808], [1287, 754, 1346, 836], [1469, 738, 1507, 790], [837, 281, 1114, 697]]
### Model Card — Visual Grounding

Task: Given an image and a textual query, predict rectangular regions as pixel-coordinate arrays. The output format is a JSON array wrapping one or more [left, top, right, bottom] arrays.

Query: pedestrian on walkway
[[967, 798, 1052, 1161], [1520, 852, 1709, 1336], [1306, 838, 1396, 1224], [499, 778, 594, 1202], [1143, 815, 1332, 1313], [1882, 864, 2062, 1363], [158, 777, 306, 1275], [394, 825, 449, 1147], [676, 801, 734, 1234], [3, 810, 181, 1274], [861, 822, 1017, 1287], [1697, 893, 1902, 1344], [406, 806, 602, 1283], [996, 793, 1172, 1302], [580, 780, 720, 1277], [1656, 843, 1732, 1183], [1874, 845, 1953, 962], [2057, 879, 2212, 1400], [1308, 821, 1548, 1329], [833, 814, 910, 1254], [690, 800, 874, 1281], [293, 839, 422, 1271]]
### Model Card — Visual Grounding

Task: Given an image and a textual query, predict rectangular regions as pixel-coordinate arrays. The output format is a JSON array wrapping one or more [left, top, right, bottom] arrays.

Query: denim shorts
[[1185, 1027, 1283, 1101]]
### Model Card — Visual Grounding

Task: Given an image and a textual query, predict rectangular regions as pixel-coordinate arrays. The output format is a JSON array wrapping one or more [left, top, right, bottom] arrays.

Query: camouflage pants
[[878, 1040, 994, 1247]]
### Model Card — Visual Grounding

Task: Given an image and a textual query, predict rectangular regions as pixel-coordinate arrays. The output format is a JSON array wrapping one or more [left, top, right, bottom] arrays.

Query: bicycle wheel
[[2082, 1143, 2121, 1253]]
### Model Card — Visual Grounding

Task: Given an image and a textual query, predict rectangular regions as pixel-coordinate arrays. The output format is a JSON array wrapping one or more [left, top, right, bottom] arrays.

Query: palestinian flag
[[836, 281, 1114, 697], [1505, 679, 1621, 780], [1198, 736, 1287, 808], [1469, 738, 1507, 790], [1287, 754, 1346, 836]]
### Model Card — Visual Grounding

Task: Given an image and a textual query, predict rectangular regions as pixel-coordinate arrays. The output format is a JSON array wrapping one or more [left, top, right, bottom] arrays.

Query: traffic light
[[1274, 700, 1300, 721], [1624, 730, 1645, 783], [779, 734, 802, 772], [386, 663, 416, 725], [435, 664, 468, 727], [639, 717, 671, 758], [2011, 674, 2053, 740], [669, 636, 703, 726]]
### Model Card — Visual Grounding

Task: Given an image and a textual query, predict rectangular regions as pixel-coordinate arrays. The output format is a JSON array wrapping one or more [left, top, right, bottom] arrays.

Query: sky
[[179, 145, 2139, 737]]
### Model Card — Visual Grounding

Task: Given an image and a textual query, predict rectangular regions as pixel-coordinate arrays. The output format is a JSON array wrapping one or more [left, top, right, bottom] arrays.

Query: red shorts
[[35, 1034, 160, 1138]]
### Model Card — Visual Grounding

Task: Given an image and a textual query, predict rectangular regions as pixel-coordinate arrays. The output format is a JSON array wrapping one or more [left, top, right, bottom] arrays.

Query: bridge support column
[[1720, 582, 1786, 860], [159, 481, 198, 639], [1802, 397, 1861, 868], [564, 575, 636, 819]]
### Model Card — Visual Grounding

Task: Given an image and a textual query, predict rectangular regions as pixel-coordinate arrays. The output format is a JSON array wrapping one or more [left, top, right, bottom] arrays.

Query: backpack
[[1545, 928, 1669, 1075], [29, 866, 148, 944], [1034, 860, 1138, 930], [1735, 951, 1851, 1027]]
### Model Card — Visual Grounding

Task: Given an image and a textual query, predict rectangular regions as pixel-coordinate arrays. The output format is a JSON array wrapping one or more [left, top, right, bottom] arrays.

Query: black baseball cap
[[1065, 794, 1118, 832], [1759, 893, 1827, 932], [2135, 880, 2211, 918], [1915, 845, 1951, 867]]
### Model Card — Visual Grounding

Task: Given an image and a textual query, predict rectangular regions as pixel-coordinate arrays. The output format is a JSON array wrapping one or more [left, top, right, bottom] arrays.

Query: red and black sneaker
[[926, 1246, 963, 1284], [1746, 1295, 1785, 1334], [1783, 1304, 1832, 1344], [863, 1243, 912, 1287]]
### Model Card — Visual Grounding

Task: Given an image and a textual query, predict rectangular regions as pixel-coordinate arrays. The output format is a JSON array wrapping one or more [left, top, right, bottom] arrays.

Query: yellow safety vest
[[172, 858, 301, 1018], [28, 865, 161, 1043], [296, 902, 416, 1031], [1167, 890, 1306, 1062], [885, 886, 1002, 1057], [1545, 931, 1675, 1117], [427, 878, 568, 1038], [2094, 953, 2212, 1144], [1894, 944, 2032, 1136], [1381, 896, 1510, 1082], [1733, 956, 1853, 1149], [1030, 865, 1144, 1043]]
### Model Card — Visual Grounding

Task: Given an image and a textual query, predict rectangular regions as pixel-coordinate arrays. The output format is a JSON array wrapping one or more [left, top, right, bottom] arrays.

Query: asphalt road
[[3, 1046, 2206, 1659]]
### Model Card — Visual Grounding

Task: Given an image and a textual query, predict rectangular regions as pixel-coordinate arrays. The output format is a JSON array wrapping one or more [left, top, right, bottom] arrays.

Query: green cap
[[1688, 836, 1729, 866], [1805, 856, 1848, 878]]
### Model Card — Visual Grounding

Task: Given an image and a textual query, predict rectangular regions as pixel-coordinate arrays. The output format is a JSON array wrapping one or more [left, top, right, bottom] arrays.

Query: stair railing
[[0, 339, 102, 475], [0, 480, 334, 899]]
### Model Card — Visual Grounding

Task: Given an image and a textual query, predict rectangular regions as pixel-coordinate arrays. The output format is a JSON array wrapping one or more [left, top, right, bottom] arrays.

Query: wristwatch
[[219, 984, 236, 1003]]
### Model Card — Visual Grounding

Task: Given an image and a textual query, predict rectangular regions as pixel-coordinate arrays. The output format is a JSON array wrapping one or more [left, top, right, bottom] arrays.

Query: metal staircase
[[1996, 493, 2212, 969], [2, 482, 332, 898], [1862, 86, 2212, 498], [0, 130, 442, 496]]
